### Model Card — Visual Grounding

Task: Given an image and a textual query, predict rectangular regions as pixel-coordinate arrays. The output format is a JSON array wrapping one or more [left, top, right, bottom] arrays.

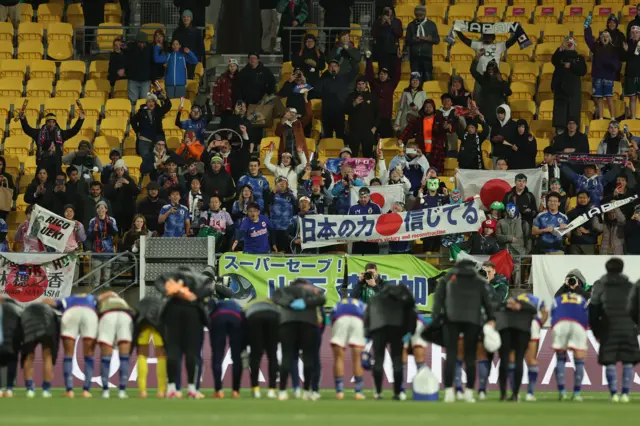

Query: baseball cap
[[358, 187, 371, 196]]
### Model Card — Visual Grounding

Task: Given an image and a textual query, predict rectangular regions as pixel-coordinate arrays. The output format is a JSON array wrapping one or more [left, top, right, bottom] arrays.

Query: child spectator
[[171, 10, 204, 79], [585, 23, 622, 119], [458, 218, 500, 255], [199, 195, 234, 250], [153, 39, 199, 99]]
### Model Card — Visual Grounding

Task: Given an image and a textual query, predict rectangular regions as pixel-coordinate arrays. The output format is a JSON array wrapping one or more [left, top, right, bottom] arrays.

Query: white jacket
[[265, 151, 307, 196]]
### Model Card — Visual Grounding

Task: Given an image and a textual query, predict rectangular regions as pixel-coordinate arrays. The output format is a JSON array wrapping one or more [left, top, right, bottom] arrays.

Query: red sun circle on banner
[[370, 192, 385, 209], [375, 213, 403, 236], [5, 264, 49, 303], [479, 179, 512, 209]]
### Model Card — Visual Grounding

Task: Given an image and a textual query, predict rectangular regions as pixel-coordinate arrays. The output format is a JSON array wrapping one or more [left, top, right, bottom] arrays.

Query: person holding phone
[[159, 188, 191, 238]]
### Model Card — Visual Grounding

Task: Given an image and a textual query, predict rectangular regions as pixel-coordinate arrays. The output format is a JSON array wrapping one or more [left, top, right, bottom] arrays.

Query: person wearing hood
[[456, 116, 489, 170], [566, 190, 602, 255], [201, 155, 236, 211], [458, 218, 500, 255], [265, 145, 307, 197], [470, 57, 511, 128], [586, 23, 622, 119], [0, 155, 18, 220], [315, 57, 358, 139], [503, 173, 538, 226], [328, 32, 362, 90], [348, 187, 381, 254], [292, 34, 326, 86], [372, 7, 403, 80], [405, 5, 440, 82], [238, 158, 270, 210], [497, 202, 529, 257], [105, 159, 140, 237], [345, 76, 379, 158], [623, 25, 640, 119], [488, 104, 517, 167], [170, 10, 204, 79], [19, 111, 84, 182], [275, 89, 313, 156], [389, 141, 429, 203], [508, 120, 537, 170], [276, 0, 308, 62], [132, 92, 172, 158], [213, 59, 240, 117], [100, 149, 122, 184], [136, 182, 167, 235], [270, 176, 297, 252], [153, 38, 199, 99], [394, 72, 427, 132], [589, 258, 640, 402], [62, 140, 103, 179], [398, 99, 447, 174], [238, 52, 276, 105], [552, 37, 588, 131], [597, 120, 631, 155], [365, 48, 403, 138]]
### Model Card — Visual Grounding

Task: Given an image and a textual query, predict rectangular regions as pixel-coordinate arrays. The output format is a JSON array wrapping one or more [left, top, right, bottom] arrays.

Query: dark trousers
[[209, 314, 243, 392], [371, 325, 404, 395], [246, 311, 279, 389], [410, 56, 433, 82], [443, 321, 481, 389], [0, 353, 18, 390], [377, 118, 394, 139], [348, 129, 376, 158], [279, 322, 317, 391], [553, 95, 581, 129], [498, 328, 530, 398], [274, 230, 290, 253], [291, 325, 323, 390], [323, 115, 345, 139], [163, 301, 204, 386]]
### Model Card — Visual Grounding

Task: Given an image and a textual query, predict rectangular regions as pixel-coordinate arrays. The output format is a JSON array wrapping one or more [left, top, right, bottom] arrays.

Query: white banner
[[349, 184, 405, 214], [456, 168, 545, 209], [0, 253, 76, 304], [555, 195, 638, 237], [300, 198, 486, 249], [26, 204, 75, 253]]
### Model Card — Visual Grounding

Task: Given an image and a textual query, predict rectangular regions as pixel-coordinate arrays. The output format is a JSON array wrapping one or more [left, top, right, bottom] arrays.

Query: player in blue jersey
[[330, 289, 367, 400], [551, 292, 589, 401], [524, 294, 547, 402], [209, 298, 245, 399]]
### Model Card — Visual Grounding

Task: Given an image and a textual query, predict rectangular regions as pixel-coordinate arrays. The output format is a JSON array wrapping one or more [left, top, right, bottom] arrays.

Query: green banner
[[217, 253, 344, 306], [346, 255, 441, 310]]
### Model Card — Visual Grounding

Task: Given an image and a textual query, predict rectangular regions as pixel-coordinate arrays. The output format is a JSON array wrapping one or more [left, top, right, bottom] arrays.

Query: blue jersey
[[533, 211, 568, 249], [551, 293, 589, 329], [209, 299, 244, 321], [331, 297, 365, 322], [515, 293, 546, 324], [239, 214, 273, 254], [57, 294, 97, 312], [160, 203, 190, 237], [348, 202, 381, 216]]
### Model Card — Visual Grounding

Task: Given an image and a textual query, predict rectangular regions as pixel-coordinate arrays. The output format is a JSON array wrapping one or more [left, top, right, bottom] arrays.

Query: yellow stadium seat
[[0, 78, 23, 98], [77, 97, 103, 120], [621, 5, 638, 24], [99, 117, 126, 145], [427, 5, 447, 24], [450, 44, 475, 63], [432, 43, 447, 62], [66, 3, 84, 27], [89, 60, 109, 80], [84, 79, 110, 102], [17, 22, 43, 42], [105, 99, 131, 118], [47, 21, 73, 44], [59, 60, 86, 81], [93, 135, 118, 155], [44, 98, 74, 122], [28, 60, 56, 80], [453, 61, 473, 84], [509, 82, 536, 101], [55, 80, 82, 98], [122, 136, 135, 156], [140, 23, 165, 38], [538, 99, 554, 120], [593, 5, 622, 23], [534, 5, 561, 24], [104, 2, 122, 23], [113, 79, 128, 99], [423, 80, 448, 98], [588, 119, 610, 139], [0, 21, 14, 42], [587, 137, 601, 153], [71, 119, 97, 142], [530, 120, 554, 139], [167, 98, 191, 120], [162, 117, 184, 139], [17, 3, 33, 25], [520, 23, 542, 44], [96, 23, 123, 51], [505, 6, 533, 24], [510, 100, 536, 122], [37, 3, 62, 28], [448, 5, 474, 22], [484, 0, 509, 5], [534, 43, 556, 63], [506, 44, 534, 63], [537, 80, 553, 103], [14, 97, 41, 118], [25, 78, 52, 98], [9, 115, 38, 137], [543, 23, 571, 44], [601, 100, 626, 120], [17, 41, 43, 61], [0, 42, 12, 60], [47, 39, 74, 60], [511, 62, 540, 83], [194, 62, 204, 81], [562, 5, 588, 25], [433, 62, 452, 81], [621, 120, 640, 136], [318, 138, 344, 158], [540, 62, 555, 81], [3, 135, 32, 157], [123, 155, 142, 175], [477, 6, 506, 23]]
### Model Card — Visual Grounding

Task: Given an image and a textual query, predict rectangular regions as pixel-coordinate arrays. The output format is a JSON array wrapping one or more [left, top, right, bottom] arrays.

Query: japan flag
[[350, 185, 405, 213]]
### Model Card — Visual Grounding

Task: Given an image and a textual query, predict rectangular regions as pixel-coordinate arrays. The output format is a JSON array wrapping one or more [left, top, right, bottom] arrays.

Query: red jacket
[[212, 71, 239, 116], [365, 57, 402, 120]]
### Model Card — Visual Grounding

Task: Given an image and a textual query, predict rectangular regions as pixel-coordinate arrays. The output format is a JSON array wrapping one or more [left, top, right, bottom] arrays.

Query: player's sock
[[508, 363, 516, 391], [156, 357, 167, 394], [400, 363, 407, 392], [195, 357, 203, 391], [527, 365, 539, 395], [622, 364, 633, 395], [63, 356, 73, 391], [137, 355, 148, 392], [354, 376, 364, 394], [119, 355, 130, 391], [83, 356, 95, 391], [605, 364, 617, 396], [416, 361, 425, 369], [477, 360, 490, 393], [187, 384, 196, 395], [455, 360, 463, 392], [574, 359, 585, 394], [167, 383, 176, 394], [555, 353, 567, 393], [335, 376, 344, 394], [42, 381, 51, 392], [25, 379, 34, 391], [100, 356, 111, 391]]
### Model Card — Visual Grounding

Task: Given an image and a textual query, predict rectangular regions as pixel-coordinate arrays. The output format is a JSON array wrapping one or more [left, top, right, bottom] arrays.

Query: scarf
[[465, 131, 483, 169], [38, 125, 63, 159], [187, 191, 203, 222], [556, 153, 627, 165], [416, 18, 429, 38], [93, 215, 110, 253], [449, 21, 531, 49], [153, 147, 169, 165]]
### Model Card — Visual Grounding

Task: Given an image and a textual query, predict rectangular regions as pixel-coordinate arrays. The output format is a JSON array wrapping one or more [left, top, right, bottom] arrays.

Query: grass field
[[0, 390, 636, 426]]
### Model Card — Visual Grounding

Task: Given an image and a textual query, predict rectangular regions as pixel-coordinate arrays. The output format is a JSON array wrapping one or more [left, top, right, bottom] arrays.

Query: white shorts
[[552, 320, 588, 352], [61, 307, 99, 340], [97, 311, 134, 347], [530, 320, 541, 341], [405, 320, 428, 349], [331, 316, 365, 348]]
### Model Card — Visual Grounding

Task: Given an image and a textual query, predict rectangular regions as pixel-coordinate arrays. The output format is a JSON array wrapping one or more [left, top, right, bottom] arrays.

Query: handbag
[[247, 103, 274, 128], [0, 178, 13, 212]]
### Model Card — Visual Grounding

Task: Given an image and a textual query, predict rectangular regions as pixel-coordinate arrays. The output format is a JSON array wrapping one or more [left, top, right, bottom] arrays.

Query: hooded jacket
[[554, 269, 590, 299], [456, 118, 489, 170], [389, 153, 429, 193], [153, 45, 199, 87], [271, 281, 326, 326], [508, 120, 538, 170], [599, 208, 625, 255], [363, 284, 417, 336], [496, 213, 528, 255], [489, 104, 518, 160], [292, 34, 326, 86], [585, 26, 622, 81], [470, 61, 512, 128], [398, 100, 447, 174]]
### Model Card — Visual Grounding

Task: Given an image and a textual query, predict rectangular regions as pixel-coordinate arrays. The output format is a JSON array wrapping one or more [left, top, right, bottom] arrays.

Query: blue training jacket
[[153, 45, 199, 87]]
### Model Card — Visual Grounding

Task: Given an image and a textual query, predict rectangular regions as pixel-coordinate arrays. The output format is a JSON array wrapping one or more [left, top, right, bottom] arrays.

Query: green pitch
[[0, 390, 635, 426]]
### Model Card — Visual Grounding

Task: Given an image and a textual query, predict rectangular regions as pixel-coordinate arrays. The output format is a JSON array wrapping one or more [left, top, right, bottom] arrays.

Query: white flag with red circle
[[455, 168, 546, 209], [349, 184, 405, 213]]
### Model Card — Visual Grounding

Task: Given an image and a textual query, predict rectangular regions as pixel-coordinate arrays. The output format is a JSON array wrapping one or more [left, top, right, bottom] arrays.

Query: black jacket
[[0, 298, 23, 356], [125, 41, 154, 82], [458, 233, 500, 255], [551, 49, 587, 100], [457, 119, 489, 170], [364, 284, 417, 336], [489, 116, 518, 160], [555, 268, 591, 299], [271, 282, 326, 326], [319, 0, 353, 27], [292, 35, 325, 86], [503, 186, 538, 225], [24, 179, 55, 211], [140, 148, 183, 182], [202, 168, 236, 207], [508, 121, 537, 170], [352, 276, 387, 302], [131, 98, 172, 144], [589, 273, 640, 365], [406, 18, 440, 60], [136, 195, 167, 233], [173, 0, 210, 27], [107, 50, 127, 86], [553, 130, 590, 153], [567, 204, 601, 245], [21, 118, 84, 170], [237, 63, 276, 105], [470, 61, 511, 128], [314, 67, 358, 118], [171, 24, 205, 60], [629, 281, 640, 327], [20, 303, 60, 364], [105, 173, 140, 233], [155, 266, 214, 327], [495, 298, 538, 332], [345, 90, 378, 131], [431, 263, 495, 325]]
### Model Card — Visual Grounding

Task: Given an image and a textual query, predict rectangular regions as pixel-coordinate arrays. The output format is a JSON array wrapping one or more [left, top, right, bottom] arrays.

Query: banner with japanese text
[[26, 204, 75, 253], [217, 253, 344, 307], [300, 199, 485, 249], [346, 255, 439, 310], [0, 253, 77, 304]]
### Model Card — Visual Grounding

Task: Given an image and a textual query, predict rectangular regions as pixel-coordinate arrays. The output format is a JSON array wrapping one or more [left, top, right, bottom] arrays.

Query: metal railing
[[282, 25, 372, 60], [309, 1, 375, 27]]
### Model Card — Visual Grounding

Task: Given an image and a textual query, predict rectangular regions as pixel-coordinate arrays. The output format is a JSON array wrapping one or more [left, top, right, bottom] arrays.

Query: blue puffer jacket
[[153, 45, 198, 87], [237, 173, 270, 207], [270, 190, 296, 230]]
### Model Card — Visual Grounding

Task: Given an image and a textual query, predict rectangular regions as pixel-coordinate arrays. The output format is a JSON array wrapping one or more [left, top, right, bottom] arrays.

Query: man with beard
[[398, 99, 446, 174], [345, 77, 379, 158], [551, 37, 587, 132], [136, 181, 167, 234]]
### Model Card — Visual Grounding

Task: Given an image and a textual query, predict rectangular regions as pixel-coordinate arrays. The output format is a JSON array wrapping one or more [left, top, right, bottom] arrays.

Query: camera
[[363, 271, 373, 281], [567, 277, 578, 287], [202, 265, 231, 287], [479, 269, 488, 278]]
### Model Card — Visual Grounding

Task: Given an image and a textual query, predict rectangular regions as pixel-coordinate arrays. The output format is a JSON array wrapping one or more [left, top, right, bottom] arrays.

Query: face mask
[[506, 203, 518, 219], [427, 179, 439, 192]]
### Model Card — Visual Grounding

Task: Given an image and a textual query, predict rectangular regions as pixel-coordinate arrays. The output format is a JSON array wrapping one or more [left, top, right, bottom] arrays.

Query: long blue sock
[[119, 355, 130, 391], [354, 376, 364, 394], [455, 360, 463, 392], [25, 379, 34, 391], [400, 363, 406, 392], [42, 381, 51, 392], [63, 356, 73, 391], [574, 359, 585, 394], [416, 361, 425, 369], [100, 356, 111, 391], [622, 364, 633, 395], [478, 360, 490, 392], [83, 356, 95, 391], [605, 364, 617, 396], [335, 376, 344, 394], [527, 365, 539, 395], [508, 363, 516, 391], [555, 353, 567, 393]]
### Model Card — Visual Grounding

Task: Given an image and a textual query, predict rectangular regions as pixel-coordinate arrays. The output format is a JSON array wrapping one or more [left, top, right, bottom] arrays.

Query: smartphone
[[406, 148, 417, 155]]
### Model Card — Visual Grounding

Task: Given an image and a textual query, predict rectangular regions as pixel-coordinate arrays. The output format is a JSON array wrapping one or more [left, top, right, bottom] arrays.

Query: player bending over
[[21, 302, 60, 398], [134, 295, 167, 398]]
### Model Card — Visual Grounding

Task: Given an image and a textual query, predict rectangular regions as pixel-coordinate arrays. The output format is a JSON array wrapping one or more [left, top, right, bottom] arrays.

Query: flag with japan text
[[350, 184, 405, 213]]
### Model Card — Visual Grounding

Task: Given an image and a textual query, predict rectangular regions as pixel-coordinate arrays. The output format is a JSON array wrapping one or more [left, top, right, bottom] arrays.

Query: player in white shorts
[[330, 293, 366, 400], [96, 292, 134, 399], [523, 295, 547, 402], [403, 315, 429, 367]]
